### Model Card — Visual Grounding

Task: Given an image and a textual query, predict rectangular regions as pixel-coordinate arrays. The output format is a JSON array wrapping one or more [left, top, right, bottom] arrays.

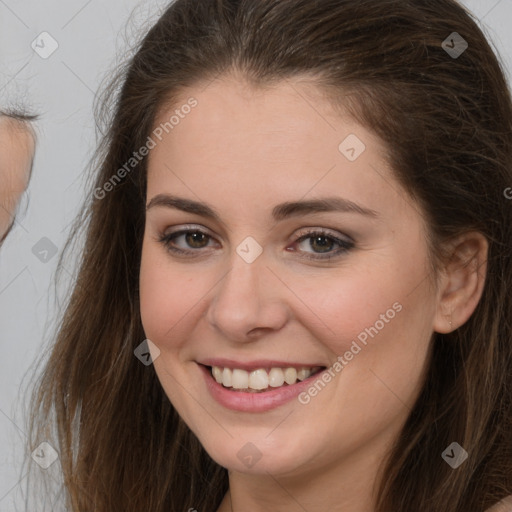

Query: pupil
[[312, 236, 332, 253], [187, 232, 207, 248]]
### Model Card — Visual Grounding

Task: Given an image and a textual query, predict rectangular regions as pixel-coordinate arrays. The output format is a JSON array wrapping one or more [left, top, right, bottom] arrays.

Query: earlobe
[[433, 232, 488, 334]]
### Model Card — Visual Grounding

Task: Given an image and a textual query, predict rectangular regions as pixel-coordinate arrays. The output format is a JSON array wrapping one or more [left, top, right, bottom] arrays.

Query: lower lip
[[199, 364, 325, 412]]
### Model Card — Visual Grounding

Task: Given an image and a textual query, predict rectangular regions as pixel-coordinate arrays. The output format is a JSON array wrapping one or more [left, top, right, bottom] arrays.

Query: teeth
[[297, 368, 311, 381], [284, 367, 297, 385], [210, 365, 322, 391], [222, 367, 232, 387], [249, 369, 269, 390], [232, 369, 248, 389], [212, 366, 223, 383], [268, 368, 285, 387]]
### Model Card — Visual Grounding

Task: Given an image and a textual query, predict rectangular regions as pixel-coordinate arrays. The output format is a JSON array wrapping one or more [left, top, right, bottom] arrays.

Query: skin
[[0, 115, 35, 243], [486, 496, 512, 512], [139, 74, 488, 512]]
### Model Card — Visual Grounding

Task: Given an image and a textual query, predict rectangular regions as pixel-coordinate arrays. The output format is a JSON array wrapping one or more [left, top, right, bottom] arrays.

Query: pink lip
[[198, 363, 327, 412]]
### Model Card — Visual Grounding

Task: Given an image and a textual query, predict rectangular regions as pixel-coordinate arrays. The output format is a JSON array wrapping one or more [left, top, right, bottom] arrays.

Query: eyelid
[[161, 224, 353, 243], [290, 228, 354, 261], [293, 226, 354, 243], [159, 224, 220, 251], [162, 223, 215, 237]]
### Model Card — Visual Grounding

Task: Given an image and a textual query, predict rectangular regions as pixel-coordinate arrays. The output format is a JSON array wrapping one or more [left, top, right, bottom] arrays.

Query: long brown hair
[[25, 0, 512, 510]]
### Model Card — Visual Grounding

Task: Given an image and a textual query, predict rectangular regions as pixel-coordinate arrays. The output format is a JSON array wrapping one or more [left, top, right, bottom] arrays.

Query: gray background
[[0, 0, 510, 510]]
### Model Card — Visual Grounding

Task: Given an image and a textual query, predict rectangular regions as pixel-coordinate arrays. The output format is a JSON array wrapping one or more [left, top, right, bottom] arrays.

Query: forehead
[[146, 77, 405, 220], [151, 77, 374, 160]]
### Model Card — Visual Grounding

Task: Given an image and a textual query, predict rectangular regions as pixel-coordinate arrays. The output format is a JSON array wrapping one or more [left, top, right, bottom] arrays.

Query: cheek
[[288, 264, 409, 356], [139, 244, 198, 347], [287, 250, 434, 397], [315, 267, 434, 419]]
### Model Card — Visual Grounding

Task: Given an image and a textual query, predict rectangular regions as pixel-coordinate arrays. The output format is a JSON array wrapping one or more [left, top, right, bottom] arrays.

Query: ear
[[433, 231, 488, 334]]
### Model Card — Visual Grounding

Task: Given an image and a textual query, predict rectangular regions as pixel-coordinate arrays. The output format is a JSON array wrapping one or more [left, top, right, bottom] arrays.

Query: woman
[[26, 0, 512, 510]]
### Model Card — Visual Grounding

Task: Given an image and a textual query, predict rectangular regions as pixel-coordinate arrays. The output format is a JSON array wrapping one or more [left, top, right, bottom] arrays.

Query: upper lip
[[199, 358, 326, 372]]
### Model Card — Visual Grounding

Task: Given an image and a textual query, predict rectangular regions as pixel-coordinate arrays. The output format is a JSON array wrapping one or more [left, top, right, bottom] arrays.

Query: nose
[[206, 250, 290, 342]]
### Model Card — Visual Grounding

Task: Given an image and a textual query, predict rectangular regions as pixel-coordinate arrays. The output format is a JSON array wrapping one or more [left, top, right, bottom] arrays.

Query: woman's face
[[140, 76, 442, 479], [0, 117, 34, 241]]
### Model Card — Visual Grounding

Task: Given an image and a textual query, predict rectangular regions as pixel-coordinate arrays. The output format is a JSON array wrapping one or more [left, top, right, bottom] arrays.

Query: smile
[[199, 362, 329, 412], [210, 365, 324, 392]]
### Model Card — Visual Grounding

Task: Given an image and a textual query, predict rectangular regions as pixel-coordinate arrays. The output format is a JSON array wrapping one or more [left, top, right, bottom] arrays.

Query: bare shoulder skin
[[486, 495, 512, 512]]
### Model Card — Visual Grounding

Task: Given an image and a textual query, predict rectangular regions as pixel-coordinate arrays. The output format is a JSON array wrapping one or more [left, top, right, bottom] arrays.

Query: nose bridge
[[207, 245, 288, 340]]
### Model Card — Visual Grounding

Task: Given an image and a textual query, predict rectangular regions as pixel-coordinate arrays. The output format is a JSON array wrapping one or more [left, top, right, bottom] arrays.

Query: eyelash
[[157, 225, 355, 261]]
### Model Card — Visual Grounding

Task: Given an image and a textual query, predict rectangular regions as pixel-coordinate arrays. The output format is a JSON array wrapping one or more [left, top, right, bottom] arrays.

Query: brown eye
[[158, 226, 354, 261], [307, 235, 335, 253], [293, 230, 355, 260], [158, 227, 217, 255], [184, 231, 209, 248]]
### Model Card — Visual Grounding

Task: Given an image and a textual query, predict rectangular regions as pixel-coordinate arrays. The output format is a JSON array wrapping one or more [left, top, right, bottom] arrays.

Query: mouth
[[198, 361, 331, 412], [203, 364, 326, 393]]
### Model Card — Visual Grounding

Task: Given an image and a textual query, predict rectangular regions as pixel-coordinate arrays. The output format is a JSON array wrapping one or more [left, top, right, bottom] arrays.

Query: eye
[[158, 225, 218, 256], [290, 229, 355, 260], [158, 225, 355, 260]]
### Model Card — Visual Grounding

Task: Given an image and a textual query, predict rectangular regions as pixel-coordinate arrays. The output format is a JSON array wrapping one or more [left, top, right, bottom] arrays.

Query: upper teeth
[[211, 366, 321, 391]]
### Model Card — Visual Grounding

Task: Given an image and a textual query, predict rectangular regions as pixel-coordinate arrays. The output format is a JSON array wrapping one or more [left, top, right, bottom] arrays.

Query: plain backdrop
[[0, 0, 511, 510]]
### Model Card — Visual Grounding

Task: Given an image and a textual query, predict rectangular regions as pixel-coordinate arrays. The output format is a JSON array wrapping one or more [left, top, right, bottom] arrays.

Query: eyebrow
[[146, 194, 379, 221]]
